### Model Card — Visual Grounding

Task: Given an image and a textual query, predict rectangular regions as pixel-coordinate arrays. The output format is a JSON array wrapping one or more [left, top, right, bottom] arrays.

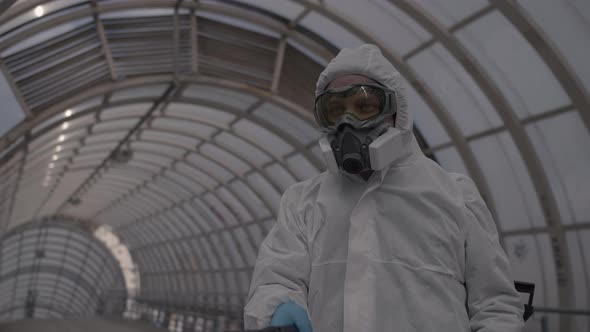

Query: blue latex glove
[[270, 301, 313, 332]]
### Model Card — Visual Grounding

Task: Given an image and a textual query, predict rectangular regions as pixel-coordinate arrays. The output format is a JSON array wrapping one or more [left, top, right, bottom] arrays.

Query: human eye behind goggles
[[317, 84, 389, 126]]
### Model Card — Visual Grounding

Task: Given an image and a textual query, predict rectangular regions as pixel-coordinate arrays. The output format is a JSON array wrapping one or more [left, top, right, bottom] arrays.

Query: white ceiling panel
[[229, 180, 270, 220], [299, 11, 364, 50], [131, 151, 172, 168], [83, 131, 126, 145], [100, 103, 152, 120], [222, 231, 244, 268], [98, 8, 176, 20], [469, 133, 545, 231], [151, 117, 217, 140], [175, 161, 218, 190], [322, 0, 431, 54], [200, 238, 219, 270], [92, 118, 138, 133], [406, 84, 451, 147], [197, 10, 280, 38], [164, 169, 205, 195], [230, 0, 305, 21], [182, 85, 259, 112], [455, 11, 570, 118], [233, 227, 256, 267], [0, 0, 88, 35], [214, 131, 271, 168], [264, 163, 297, 193], [190, 198, 220, 232], [412, 0, 490, 27], [286, 38, 329, 67], [76, 141, 117, 155], [215, 186, 252, 223], [165, 103, 236, 128], [519, 0, 590, 92], [132, 141, 185, 160], [200, 143, 251, 177], [123, 159, 162, 175], [203, 191, 239, 227], [140, 130, 201, 150], [285, 153, 318, 181], [252, 102, 320, 146], [110, 84, 169, 102], [408, 43, 502, 136], [433, 146, 467, 176], [526, 112, 590, 225], [1, 16, 94, 57], [186, 153, 233, 184], [28, 127, 86, 152], [232, 118, 293, 159], [246, 172, 281, 215]]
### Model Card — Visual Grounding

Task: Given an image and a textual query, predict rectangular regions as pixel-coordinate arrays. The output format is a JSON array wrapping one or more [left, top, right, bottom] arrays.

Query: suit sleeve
[[457, 175, 525, 332], [243, 184, 311, 330]]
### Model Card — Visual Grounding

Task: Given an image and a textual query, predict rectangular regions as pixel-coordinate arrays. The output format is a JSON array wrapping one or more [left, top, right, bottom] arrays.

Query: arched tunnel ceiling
[[0, 0, 589, 330], [0, 218, 126, 320]]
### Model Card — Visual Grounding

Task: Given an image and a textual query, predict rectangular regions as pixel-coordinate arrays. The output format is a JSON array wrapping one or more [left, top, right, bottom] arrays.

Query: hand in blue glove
[[270, 301, 313, 332]]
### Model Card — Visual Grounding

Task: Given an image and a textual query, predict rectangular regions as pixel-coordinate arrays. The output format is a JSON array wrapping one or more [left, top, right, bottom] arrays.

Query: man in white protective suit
[[244, 44, 524, 332]]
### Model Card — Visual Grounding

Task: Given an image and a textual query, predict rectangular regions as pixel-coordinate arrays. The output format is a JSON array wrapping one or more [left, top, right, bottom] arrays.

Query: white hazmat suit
[[244, 44, 524, 332]]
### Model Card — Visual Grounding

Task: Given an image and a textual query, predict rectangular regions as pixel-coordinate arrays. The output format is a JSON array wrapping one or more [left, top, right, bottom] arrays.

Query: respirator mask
[[314, 83, 403, 176]]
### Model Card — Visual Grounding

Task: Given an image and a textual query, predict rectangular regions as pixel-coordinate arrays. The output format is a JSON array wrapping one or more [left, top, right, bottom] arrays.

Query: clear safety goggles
[[314, 83, 396, 129]]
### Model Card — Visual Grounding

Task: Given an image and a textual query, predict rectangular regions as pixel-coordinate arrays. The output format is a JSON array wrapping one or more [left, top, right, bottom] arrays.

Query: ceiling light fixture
[[34, 6, 44, 18], [64, 109, 72, 117], [58, 135, 65, 142], [62, 122, 69, 130]]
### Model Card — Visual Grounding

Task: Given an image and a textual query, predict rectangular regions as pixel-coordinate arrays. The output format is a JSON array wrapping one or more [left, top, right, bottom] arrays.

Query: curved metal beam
[[91, 0, 117, 81], [492, 0, 590, 132], [391, 2, 573, 329]]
